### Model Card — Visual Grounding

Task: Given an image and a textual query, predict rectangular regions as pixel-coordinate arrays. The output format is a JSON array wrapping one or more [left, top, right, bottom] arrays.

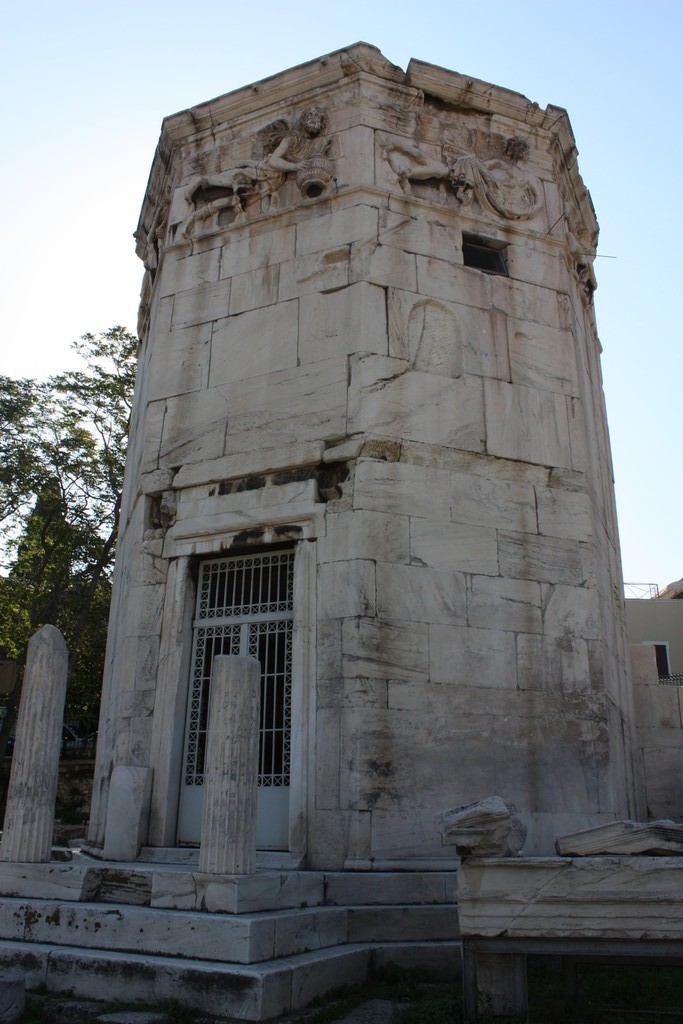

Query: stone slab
[[323, 872, 456, 906], [516, 633, 590, 693], [171, 440, 324, 490], [0, 863, 88, 902], [158, 244, 221, 299], [299, 283, 387, 363], [151, 869, 325, 914], [146, 322, 211, 401], [209, 300, 299, 385], [451, 470, 537, 532], [317, 561, 376, 620], [375, 562, 466, 625], [318, 510, 410, 566], [222, 356, 348, 455], [342, 618, 429, 684], [95, 1013, 171, 1024], [42, 946, 291, 1021], [535, 486, 592, 541], [228, 264, 279, 316], [457, 856, 683, 940], [278, 249, 350, 301], [219, 224, 295, 279], [353, 460, 452, 523], [429, 625, 516, 688], [0, 942, 47, 989], [171, 280, 231, 330], [372, 940, 462, 979], [410, 519, 498, 576], [1, 898, 269, 965], [498, 531, 585, 586], [468, 576, 542, 634], [484, 379, 574, 469], [347, 905, 460, 942], [641, 748, 683, 820], [509, 321, 579, 397], [0, 976, 24, 1024], [297, 205, 378, 256], [349, 357, 485, 452], [555, 820, 683, 857]]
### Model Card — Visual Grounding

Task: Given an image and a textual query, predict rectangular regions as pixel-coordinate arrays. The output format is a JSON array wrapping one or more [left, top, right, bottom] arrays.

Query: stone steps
[[0, 938, 370, 1020], [0, 858, 457, 912], [0, 858, 461, 1018], [0, 938, 462, 1020], [0, 896, 459, 964]]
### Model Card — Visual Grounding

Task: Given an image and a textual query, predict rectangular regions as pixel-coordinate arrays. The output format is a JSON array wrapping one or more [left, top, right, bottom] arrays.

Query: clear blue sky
[[1, 1, 681, 591]]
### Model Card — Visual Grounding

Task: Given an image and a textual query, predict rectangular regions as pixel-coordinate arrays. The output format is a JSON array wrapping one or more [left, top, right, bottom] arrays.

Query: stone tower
[[88, 44, 639, 867]]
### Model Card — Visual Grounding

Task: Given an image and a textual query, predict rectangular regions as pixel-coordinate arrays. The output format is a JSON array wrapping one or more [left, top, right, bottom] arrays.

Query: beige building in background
[[627, 581, 683, 821], [627, 580, 683, 677]]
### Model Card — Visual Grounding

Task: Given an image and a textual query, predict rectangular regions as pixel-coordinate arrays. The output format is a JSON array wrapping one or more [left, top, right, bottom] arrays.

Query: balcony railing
[[658, 675, 683, 686], [624, 582, 660, 599]]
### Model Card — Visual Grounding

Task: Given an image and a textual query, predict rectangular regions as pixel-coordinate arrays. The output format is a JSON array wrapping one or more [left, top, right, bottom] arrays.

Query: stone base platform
[[457, 856, 683, 1021], [0, 851, 461, 1020]]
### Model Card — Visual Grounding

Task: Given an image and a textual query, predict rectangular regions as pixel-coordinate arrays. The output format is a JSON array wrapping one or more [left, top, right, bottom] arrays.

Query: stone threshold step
[[0, 938, 462, 1021], [0, 896, 460, 964], [0, 859, 458, 913]]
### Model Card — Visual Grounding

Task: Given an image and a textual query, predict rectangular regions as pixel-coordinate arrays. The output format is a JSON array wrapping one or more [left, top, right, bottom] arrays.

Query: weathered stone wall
[[630, 646, 683, 820], [89, 45, 638, 864], [633, 682, 683, 820]]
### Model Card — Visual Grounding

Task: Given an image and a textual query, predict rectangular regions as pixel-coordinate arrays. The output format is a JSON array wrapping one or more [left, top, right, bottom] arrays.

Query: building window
[[462, 233, 508, 275], [184, 547, 294, 788], [642, 641, 671, 678]]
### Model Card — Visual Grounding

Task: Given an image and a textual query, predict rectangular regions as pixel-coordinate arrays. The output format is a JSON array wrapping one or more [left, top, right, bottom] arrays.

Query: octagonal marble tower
[[89, 44, 640, 867]]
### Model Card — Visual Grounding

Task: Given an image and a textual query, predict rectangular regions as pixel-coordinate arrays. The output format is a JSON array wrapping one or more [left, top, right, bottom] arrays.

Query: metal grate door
[[179, 548, 294, 846]]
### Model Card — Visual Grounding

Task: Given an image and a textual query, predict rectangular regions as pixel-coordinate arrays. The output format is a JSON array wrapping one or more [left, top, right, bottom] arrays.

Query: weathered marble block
[[103, 766, 153, 862], [458, 856, 683, 939]]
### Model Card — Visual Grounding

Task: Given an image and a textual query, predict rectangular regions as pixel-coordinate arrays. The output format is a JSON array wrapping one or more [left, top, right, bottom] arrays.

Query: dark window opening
[[653, 643, 671, 677], [462, 234, 508, 275]]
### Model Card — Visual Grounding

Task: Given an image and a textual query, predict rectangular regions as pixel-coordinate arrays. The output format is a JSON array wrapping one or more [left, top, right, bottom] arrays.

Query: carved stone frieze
[[381, 133, 542, 220], [135, 195, 170, 274], [562, 202, 598, 305], [180, 106, 335, 238], [135, 191, 171, 339]]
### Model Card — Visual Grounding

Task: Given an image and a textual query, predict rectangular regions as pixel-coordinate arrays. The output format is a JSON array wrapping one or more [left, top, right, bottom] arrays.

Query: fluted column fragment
[[0, 625, 68, 863], [199, 655, 260, 875]]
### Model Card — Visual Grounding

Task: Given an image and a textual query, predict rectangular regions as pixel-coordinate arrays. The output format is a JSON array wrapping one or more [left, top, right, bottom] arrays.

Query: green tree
[[0, 326, 137, 756]]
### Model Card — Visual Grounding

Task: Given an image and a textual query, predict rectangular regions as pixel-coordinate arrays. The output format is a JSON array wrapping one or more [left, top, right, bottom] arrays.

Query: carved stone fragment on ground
[[437, 795, 527, 858]]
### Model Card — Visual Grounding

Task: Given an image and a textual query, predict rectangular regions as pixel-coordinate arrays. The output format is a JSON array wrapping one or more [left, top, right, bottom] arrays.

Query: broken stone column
[[199, 655, 261, 874], [0, 625, 68, 863]]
